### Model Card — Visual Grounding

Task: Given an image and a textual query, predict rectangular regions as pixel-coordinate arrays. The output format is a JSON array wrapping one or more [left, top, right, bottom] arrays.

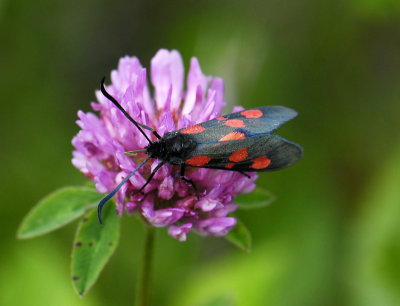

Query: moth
[[98, 78, 303, 223]]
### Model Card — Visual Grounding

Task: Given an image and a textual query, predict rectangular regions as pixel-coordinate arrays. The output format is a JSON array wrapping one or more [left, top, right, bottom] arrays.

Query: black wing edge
[[264, 134, 303, 171]]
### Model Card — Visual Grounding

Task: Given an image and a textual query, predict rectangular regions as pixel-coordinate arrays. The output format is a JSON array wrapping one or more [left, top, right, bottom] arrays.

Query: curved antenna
[[98, 156, 151, 224], [100, 77, 159, 143]]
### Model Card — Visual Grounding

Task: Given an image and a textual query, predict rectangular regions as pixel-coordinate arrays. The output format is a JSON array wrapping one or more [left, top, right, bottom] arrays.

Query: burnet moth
[[98, 77, 303, 223]]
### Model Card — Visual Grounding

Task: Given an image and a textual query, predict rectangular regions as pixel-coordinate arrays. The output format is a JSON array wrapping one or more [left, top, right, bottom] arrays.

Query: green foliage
[[17, 186, 121, 297], [235, 187, 275, 210], [3, 0, 400, 304], [0, 241, 100, 306], [17, 187, 103, 239], [347, 146, 400, 305], [225, 219, 252, 252], [224, 187, 273, 251], [167, 242, 286, 306], [71, 202, 120, 297]]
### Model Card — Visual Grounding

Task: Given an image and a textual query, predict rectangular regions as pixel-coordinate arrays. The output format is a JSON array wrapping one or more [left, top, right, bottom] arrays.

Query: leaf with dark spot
[[71, 201, 120, 297]]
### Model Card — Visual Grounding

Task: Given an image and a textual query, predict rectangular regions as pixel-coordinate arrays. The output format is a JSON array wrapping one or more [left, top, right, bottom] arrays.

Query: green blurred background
[[1, 0, 400, 305]]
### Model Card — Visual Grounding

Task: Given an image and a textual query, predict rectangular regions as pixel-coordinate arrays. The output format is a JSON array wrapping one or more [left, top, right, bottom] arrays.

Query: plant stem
[[136, 225, 155, 306]]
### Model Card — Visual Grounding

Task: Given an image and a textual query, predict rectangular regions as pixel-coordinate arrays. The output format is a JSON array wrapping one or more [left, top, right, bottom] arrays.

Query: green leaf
[[235, 187, 275, 210], [225, 219, 252, 252], [18, 186, 103, 239], [71, 201, 120, 297]]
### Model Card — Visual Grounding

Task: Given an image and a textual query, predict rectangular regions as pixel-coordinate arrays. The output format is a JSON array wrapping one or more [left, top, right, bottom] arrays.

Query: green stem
[[136, 225, 155, 306]]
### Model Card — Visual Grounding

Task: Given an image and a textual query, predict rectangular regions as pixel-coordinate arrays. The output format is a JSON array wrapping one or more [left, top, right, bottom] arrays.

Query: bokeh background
[[1, 0, 400, 305]]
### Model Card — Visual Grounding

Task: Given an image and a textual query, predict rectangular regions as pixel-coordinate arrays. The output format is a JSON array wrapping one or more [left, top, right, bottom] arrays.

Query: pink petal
[[151, 49, 184, 110], [182, 57, 210, 115], [168, 223, 192, 242]]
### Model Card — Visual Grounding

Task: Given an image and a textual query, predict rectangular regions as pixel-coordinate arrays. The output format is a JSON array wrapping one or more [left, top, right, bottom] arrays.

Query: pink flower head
[[72, 49, 257, 241]]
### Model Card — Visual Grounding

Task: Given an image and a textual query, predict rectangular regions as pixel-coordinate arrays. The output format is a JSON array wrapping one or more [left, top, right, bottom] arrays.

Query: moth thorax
[[147, 133, 197, 162], [146, 141, 166, 159]]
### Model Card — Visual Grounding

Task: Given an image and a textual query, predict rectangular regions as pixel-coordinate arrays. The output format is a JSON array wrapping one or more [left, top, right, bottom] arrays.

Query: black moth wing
[[200, 105, 298, 136], [179, 106, 302, 172], [186, 134, 303, 172]]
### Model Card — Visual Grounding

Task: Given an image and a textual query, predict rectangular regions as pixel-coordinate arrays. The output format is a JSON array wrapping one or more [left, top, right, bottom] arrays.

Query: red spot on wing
[[186, 155, 211, 167], [225, 163, 235, 169], [229, 148, 248, 162], [181, 125, 205, 134], [251, 156, 271, 169], [241, 109, 263, 118], [219, 131, 246, 142], [224, 119, 245, 128], [216, 116, 227, 120]]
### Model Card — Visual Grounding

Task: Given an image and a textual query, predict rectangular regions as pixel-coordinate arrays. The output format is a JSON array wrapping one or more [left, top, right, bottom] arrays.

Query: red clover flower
[[72, 49, 257, 241]]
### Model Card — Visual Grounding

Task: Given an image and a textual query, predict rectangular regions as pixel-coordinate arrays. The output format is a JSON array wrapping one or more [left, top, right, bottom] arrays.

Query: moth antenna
[[100, 77, 153, 144], [98, 156, 151, 224]]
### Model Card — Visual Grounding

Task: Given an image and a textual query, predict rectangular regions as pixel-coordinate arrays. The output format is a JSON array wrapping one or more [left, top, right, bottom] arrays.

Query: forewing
[[178, 106, 298, 145], [199, 106, 298, 135]]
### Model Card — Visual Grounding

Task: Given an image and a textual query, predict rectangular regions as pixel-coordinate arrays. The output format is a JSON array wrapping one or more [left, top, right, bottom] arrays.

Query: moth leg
[[180, 164, 199, 200], [133, 161, 166, 195], [238, 171, 251, 179]]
